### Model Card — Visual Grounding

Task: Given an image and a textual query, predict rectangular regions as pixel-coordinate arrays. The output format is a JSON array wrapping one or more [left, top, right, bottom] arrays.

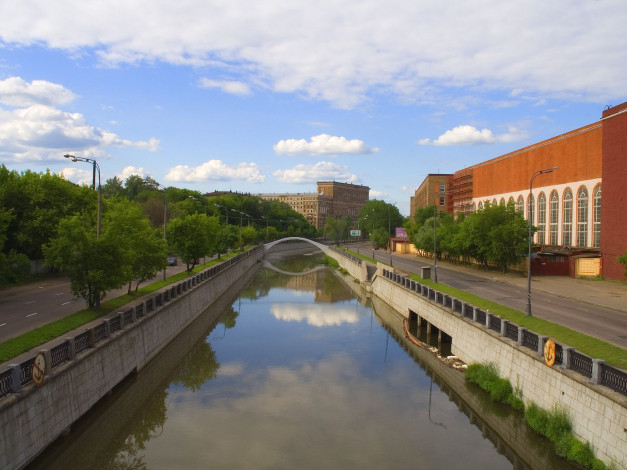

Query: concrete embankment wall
[[328, 251, 626, 468], [369, 267, 626, 469], [0, 247, 264, 470]]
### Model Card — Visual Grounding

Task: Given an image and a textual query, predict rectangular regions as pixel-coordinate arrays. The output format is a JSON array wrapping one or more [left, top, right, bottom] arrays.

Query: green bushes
[[323, 256, 339, 268], [466, 362, 612, 469], [465, 363, 522, 409]]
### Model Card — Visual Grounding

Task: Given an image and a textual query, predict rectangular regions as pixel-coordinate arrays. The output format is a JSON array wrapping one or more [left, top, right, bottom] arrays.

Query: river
[[28, 250, 576, 469]]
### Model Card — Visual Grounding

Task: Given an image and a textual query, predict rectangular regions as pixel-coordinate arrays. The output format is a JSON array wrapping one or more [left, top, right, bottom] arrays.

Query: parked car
[[167, 255, 177, 266]]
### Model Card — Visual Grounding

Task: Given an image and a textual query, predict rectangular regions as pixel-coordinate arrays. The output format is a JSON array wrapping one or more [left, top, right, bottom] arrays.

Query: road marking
[[61, 301, 71, 306], [55, 292, 64, 296], [0, 323, 6, 327], [25, 300, 36, 304], [26, 312, 38, 318]]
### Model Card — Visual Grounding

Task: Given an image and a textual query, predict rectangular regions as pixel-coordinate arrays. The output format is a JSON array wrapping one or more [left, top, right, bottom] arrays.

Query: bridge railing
[[0, 245, 263, 399], [381, 268, 627, 396]]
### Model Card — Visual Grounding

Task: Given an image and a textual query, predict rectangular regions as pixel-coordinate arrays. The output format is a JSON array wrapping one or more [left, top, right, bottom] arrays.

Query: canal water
[[28, 250, 577, 469]]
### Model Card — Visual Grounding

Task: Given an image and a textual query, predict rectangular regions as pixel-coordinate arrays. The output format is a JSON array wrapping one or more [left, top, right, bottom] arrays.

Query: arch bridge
[[263, 237, 329, 255]]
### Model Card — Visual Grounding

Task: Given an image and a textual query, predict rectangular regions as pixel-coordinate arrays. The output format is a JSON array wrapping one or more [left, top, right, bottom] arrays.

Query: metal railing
[[0, 245, 263, 399], [329, 246, 362, 266], [380, 268, 627, 396]]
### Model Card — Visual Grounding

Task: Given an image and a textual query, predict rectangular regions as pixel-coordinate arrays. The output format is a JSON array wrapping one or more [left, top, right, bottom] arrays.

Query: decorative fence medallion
[[544, 339, 556, 367], [32, 352, 46, 386]]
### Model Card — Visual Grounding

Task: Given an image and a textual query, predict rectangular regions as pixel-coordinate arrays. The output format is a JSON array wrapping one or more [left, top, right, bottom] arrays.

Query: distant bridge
[[263, 237, 329, 254]]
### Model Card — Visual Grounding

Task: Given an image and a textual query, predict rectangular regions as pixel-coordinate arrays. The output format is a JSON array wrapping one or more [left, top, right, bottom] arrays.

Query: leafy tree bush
[[618, 251, 627, 277]]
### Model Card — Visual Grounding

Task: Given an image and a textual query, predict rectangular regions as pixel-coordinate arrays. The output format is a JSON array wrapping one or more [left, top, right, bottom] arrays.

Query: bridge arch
[[263, 237, 329, 254]]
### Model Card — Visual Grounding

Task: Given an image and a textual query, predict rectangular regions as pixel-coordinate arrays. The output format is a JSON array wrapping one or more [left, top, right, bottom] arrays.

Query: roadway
[[352, 243, 627, 350], [0, 260, 188, 343]]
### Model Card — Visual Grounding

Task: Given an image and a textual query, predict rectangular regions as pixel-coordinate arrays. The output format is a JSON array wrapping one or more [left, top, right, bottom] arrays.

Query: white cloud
[[274, 134, 378, 156], [0, 77, 75, 107], [419, 125, 528, 146], [198, 78, 251, 95], [369, 189, 386, 198], [273, 161, 358, 184], [119, 165, 145, 180], [0, 78, 160, 163], [165, 159, 265, 183], [271, 304, 359, 327], [2, 1, 623, 107], [60, 167, 93, 186]]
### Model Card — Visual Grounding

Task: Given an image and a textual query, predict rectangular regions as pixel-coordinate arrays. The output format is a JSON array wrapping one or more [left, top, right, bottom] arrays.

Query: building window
[[527, 194, 534, 225], [439, 197, 445, 206], [550, 191, 558, 245], [593, 185, 601, 248], [439, 184, 445, 192], [563, 189, 573, 247], [478, 201, 483, 210], [517, 195, 524, 213], [499, 198, 505, 206], [577, 187, 588, 247], [537, 193, 546, 245]]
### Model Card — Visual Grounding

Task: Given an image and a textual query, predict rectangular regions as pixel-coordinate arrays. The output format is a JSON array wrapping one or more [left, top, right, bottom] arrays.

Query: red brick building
[[413, 102, 626, 280]]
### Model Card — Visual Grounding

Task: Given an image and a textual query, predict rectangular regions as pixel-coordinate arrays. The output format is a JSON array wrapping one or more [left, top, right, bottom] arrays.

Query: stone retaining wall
[[0, 248, 263, 470], [371, 265, 626, 469]]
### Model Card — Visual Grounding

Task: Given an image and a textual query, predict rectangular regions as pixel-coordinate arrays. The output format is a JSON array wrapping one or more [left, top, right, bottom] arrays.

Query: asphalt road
[[354, 244, 627, 350], [0, 260, 189, 343]]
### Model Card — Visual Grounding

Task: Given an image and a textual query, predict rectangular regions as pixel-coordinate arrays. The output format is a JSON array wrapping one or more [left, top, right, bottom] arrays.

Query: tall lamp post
[[64, 154, 102, 309], [64, 154, 102, 237], [526, 166, 558, 316], [157, 184, 168, 280]]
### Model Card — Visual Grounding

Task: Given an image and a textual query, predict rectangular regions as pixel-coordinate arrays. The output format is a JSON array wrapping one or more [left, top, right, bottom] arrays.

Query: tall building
[[410, 174, 453, 219], [410, 102, 627, 280], [259, 181, 369, 229]]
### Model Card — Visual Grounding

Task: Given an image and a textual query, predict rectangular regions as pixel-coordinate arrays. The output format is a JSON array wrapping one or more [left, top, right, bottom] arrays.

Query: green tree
[[215, 225, 239, 258], [104, 199, 168, 292], [167, 214, 219, 271], [324, 216, 349, 244], [358, 200, 404, 240], [43, 214, 126, 308], [240, 225, 258, 246], [102, 176, 125, 199]]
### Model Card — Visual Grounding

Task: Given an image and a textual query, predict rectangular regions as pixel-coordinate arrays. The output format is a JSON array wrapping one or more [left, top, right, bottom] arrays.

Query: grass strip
[[0, 251, 243, 364], [346, 249, 626, 370]]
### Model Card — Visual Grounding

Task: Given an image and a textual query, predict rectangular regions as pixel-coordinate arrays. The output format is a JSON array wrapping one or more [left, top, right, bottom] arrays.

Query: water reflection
[[28, 252, 578, 470]]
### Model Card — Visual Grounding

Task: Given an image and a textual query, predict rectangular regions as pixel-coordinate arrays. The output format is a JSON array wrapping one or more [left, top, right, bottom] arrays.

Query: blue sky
[[1, 0, 625, 215]]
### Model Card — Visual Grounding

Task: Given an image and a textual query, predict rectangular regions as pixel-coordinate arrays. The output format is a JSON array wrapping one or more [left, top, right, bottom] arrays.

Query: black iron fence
[[0, 246, 263, 399], [381, 269, 627, 396], [329, 246, 363, 266]]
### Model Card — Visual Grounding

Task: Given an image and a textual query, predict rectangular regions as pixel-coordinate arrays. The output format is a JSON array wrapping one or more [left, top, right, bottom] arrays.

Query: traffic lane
[[0, 261, 189, 343]]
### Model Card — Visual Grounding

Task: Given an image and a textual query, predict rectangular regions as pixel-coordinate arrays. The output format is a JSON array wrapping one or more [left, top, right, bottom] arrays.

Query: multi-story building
[[410, 174, 453, 219], [410, 101, 627, 280], [260, 181, 369, 229]]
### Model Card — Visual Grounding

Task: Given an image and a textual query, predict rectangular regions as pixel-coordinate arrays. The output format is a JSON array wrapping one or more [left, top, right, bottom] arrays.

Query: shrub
[[545, 405, 572, 443], [525, 402, 549, 436], [567, 439, 596, 468], [490, 377, 512, 403]]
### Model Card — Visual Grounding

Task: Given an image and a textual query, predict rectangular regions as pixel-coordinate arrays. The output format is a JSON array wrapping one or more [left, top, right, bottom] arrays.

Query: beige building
[[259, 181, 369, 229]]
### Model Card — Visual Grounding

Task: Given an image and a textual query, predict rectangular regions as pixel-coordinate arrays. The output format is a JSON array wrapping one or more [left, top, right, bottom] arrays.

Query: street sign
[[350, 230, 361, 237]]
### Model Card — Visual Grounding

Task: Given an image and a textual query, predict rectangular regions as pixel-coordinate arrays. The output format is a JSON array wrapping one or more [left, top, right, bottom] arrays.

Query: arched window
[[593, 185, 601, 248], [492, 198, 497, 206], [508, 196, 514, 206], [550, 191, 559, 245], [478, 201, 483, 210], [563, 189, 573, 247], [517, 195, 524, 213], [577, 187, 588, 247], [537, 193, 546, 245], [527, 194, 534, 225], [499, 198, 505, 206]]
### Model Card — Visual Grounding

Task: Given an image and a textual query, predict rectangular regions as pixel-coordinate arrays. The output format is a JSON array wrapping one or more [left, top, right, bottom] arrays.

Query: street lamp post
[[157, 184, 168, 280], [64, 154, 102, 309], [526, 166, 558, 316], [214, 203, 229, 225], [433, 203, 437, 283]]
